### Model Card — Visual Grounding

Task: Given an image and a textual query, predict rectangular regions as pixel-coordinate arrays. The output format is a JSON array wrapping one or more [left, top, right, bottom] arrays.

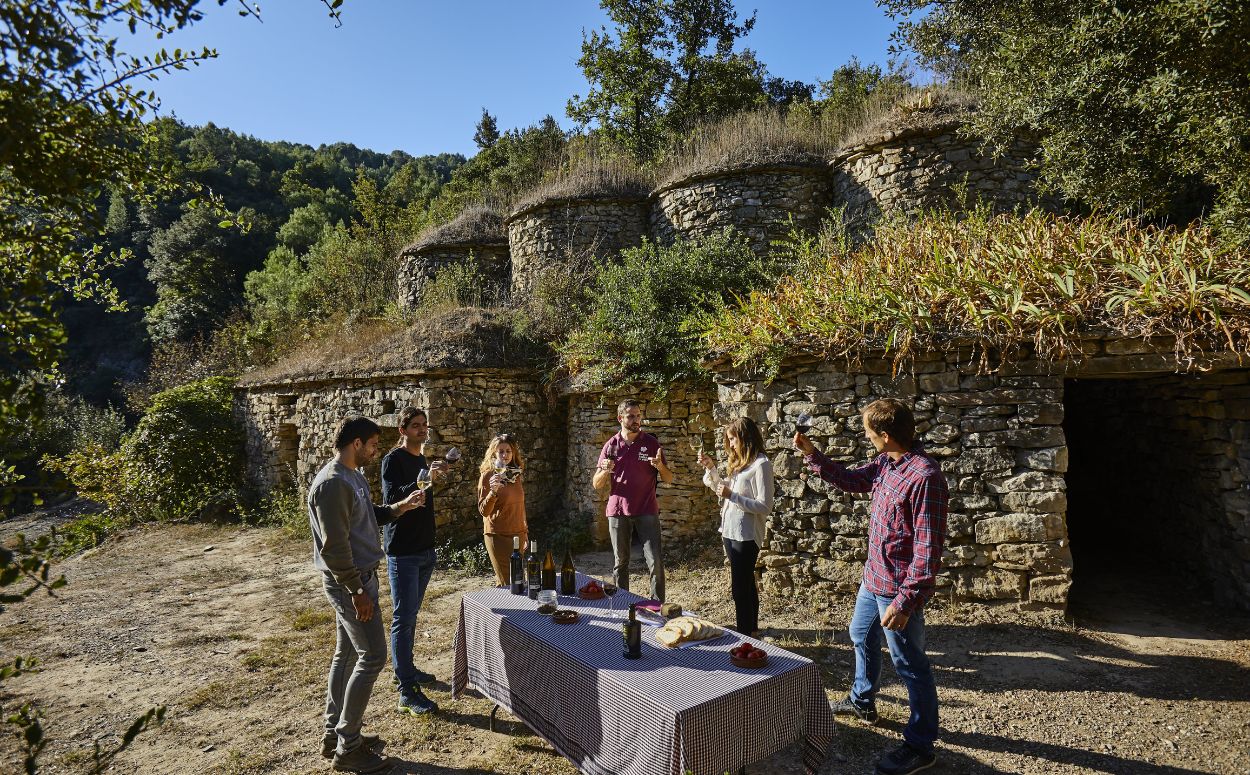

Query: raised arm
[[803, 447, 881, 494]]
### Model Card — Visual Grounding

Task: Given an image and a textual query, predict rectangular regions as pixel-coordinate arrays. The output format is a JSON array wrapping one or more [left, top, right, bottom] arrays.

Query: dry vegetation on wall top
[[657, 87, 977, 187], [701, 207, 1250, 374], [403, 206, 506, 253], [238, 308, 549, 386], [507, 158, 654, 217]]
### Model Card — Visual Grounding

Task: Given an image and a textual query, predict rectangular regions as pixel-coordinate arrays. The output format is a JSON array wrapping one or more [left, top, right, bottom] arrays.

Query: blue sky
[[135, 1, 904, 158]]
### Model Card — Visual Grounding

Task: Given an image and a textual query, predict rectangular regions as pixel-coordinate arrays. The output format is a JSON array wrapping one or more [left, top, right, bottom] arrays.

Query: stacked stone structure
[[650, 163, 833, 254], [505, 197, 649, 299], [708, 342, 1250, 611], [832, 121, 1051, 239], [397, 209, 509, 310], [237, 369, 565, 541]]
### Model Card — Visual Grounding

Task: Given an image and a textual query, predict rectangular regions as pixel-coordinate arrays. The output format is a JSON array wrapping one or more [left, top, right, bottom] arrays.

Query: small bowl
[[730, 653, 769, 669], [552, 610, 579, 625]]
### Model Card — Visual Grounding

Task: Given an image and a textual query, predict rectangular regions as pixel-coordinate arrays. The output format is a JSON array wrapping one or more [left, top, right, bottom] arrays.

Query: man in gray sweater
[[310, 416, 423, 774]]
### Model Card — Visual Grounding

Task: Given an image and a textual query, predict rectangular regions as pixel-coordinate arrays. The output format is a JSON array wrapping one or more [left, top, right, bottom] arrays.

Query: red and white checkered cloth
[[452, 574, 834, 775]]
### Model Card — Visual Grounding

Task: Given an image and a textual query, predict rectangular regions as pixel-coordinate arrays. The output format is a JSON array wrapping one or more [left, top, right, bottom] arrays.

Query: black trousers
[[723, 537, 760, 634]]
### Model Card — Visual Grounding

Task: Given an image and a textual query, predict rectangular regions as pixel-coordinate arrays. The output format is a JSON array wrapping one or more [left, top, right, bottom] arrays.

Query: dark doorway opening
[[1063, 376, 1217, 628]]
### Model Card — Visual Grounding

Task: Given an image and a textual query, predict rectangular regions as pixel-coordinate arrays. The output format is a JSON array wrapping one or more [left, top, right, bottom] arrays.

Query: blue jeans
[[387, 549, 437, 687], [848, 584, 939, 753]]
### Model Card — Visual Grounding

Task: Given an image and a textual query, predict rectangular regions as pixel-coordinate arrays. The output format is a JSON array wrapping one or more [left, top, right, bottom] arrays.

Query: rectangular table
[[452, 574, 834, 775]]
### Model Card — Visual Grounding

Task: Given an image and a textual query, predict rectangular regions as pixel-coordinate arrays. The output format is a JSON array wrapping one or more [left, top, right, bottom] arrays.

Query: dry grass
[[838, 85, 978, 149], [508, 154, 653, 216], [238, 308, 550, 386], [702, 206, 1250, 375], [403, 206, 506, 253]]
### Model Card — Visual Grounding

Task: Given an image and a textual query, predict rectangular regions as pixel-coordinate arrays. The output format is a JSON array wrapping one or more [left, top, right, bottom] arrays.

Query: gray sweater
[[308, 459, 399, 593]]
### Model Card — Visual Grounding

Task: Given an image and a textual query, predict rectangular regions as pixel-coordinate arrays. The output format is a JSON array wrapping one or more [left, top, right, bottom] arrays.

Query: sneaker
[[321, 733, 383, 759], [875, 742, 937, 775], [409, 668, 436, 685], [397, 684, 439, 715], [830, 695, 878, 724], [331, 744, 394, 774]]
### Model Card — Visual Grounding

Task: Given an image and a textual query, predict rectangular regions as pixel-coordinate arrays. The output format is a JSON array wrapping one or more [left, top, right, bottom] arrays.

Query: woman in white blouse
[[700, 417, 774, 636]]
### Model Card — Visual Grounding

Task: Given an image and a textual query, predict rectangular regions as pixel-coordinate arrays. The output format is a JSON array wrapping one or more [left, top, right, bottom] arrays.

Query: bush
[[48, 376, 247, 529], [436, 536, 493, 576], [242, 487, 308, 538], [559, 230, 774, 389], [418, 256, 499, 313]]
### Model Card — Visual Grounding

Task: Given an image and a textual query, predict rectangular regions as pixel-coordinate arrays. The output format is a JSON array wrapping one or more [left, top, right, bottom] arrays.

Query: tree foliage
[[568, 0, 800, 163], [883, 0, 1250, 241]]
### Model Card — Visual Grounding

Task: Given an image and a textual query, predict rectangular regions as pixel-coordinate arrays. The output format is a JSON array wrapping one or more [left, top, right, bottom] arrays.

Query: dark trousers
[[722, 537, 760, 634]]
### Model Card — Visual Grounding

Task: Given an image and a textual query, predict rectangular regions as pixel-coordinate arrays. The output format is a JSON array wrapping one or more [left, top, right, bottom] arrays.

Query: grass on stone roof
[[239, 308, 550, 386], [700, 206, 1250, 376], [508, 154, 654, 217], [404, 206, 506, 253]]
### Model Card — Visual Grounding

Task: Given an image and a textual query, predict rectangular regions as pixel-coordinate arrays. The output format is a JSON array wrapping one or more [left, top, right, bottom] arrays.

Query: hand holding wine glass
[[698, 451, 716, 471], [415, 468, 433, 492], [793, 411, 816, 455]]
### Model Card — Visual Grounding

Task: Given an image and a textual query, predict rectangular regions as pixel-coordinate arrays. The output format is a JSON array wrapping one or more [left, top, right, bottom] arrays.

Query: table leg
[[489, 704, 501, 732]]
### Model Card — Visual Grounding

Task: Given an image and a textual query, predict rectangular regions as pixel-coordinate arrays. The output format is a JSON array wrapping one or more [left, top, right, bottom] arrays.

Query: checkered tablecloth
[[452, 574, 834, 775]]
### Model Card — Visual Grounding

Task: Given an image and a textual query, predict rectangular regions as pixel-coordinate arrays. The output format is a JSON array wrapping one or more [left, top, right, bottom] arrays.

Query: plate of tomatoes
[[729, 641, 768, 669], [578, 580, 605, 600]]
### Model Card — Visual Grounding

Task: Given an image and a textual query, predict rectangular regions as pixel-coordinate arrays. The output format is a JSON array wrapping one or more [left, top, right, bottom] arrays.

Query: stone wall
[[564, 384, 720, 547], [713, 353, 1074, 611], [236, 370, 565, 543], [711, 346, 1250, 612], [505, 198, 648, 299], [831, 123, 1052, 240], [396, 244, 510, 310], [650, 165, 833, 255]]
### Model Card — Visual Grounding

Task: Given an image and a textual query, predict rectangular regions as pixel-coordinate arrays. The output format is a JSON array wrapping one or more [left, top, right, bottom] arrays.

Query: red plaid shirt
[[805, 446, 948, 613]]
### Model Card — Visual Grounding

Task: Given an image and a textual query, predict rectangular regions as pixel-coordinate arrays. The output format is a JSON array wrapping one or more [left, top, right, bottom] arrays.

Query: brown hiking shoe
[[331, 743, 393, 773]]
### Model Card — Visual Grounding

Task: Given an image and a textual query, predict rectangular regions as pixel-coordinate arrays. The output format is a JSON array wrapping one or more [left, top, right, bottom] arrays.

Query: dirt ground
[[2, 522, 1248, 775]]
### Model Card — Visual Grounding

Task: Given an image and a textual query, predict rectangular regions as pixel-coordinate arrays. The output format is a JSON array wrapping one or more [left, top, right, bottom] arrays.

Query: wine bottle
[[560, 547, 576, 595], [541, 549, 557, 590], [623, 603, 641, 659], [509, 536, 525, 595], [526, 541, 540, 600]]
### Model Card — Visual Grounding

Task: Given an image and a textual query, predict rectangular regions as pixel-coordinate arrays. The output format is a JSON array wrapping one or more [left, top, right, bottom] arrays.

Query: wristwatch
[[350, 586, 363, 596]]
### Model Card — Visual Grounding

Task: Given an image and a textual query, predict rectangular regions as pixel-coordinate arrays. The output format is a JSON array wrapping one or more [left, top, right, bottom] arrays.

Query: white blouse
[[703, 454, 775, 543]]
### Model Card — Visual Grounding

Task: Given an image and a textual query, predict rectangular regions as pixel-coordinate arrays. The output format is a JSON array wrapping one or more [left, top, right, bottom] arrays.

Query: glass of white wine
[[415, 468, 433, 492]]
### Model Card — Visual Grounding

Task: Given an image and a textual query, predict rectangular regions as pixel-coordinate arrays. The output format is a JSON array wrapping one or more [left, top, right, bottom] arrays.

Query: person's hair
[[395, 406, 428, 448], [862, 398, 916, 447], [479, 432, 526, 476], [724, 417, 766, 477], [334, 416, 381, 450], [616, 398, 643, 417]]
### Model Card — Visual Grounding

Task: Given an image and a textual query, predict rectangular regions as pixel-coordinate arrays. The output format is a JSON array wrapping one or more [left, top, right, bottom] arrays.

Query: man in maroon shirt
[[795, 398, 948, 775], [592, 399, 674, 601]]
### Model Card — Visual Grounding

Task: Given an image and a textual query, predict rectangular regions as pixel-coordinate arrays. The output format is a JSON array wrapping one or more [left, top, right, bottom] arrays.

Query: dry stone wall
[[236, 370, 564, 543], [505, 199, 648, 299], [396, 244, 510, 310], [564, 384, 721, 547], [650, 165, 833, 255], [832, 123, 1053, 240], [713, 353, 1074, 611]]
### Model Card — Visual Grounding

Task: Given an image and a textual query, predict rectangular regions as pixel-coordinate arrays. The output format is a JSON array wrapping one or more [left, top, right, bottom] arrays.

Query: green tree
[[568, 0, 670, 162], [661, 0, 761, 135], [883, 0, 1250, 240], [474, 107, 501, 150]]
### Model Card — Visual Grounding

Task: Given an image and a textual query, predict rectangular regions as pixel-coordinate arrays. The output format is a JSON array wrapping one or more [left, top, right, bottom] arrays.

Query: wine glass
[[444, 446, 461, 464], [795, 411, 813, 435], [415, 468, 433, 492], [600, 573, 620, 618]]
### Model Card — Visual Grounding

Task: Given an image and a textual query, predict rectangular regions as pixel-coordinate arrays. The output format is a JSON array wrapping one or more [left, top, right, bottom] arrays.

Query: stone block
[[964, 426, 1066, 449], [954, 567, 1027, 600], [993, 542, 1072, 573], [989, 471, 1067, 493], [976, 513, 1064, 543], [811, 558, 863, 586], [918, 372, 960, 393], [999, 490, 1067, 513], [1028, 574, 1072, 605], [949, 447, 1015, 475], [1016, 447, 1069, 473]]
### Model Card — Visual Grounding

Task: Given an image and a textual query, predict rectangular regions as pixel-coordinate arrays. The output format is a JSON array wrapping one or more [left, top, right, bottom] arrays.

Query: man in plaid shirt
[[795, 398, 947, 775]]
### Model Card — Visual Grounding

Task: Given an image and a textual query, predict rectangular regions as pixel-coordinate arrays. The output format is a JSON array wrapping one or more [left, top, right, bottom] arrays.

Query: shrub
[[241, 486, 308, 539], [436, 536, 493, 576], [418, 256, 499, 313], [48, 376, 247, 530], [702, 207, 1250, 376], [560, 230, 774, 390]]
